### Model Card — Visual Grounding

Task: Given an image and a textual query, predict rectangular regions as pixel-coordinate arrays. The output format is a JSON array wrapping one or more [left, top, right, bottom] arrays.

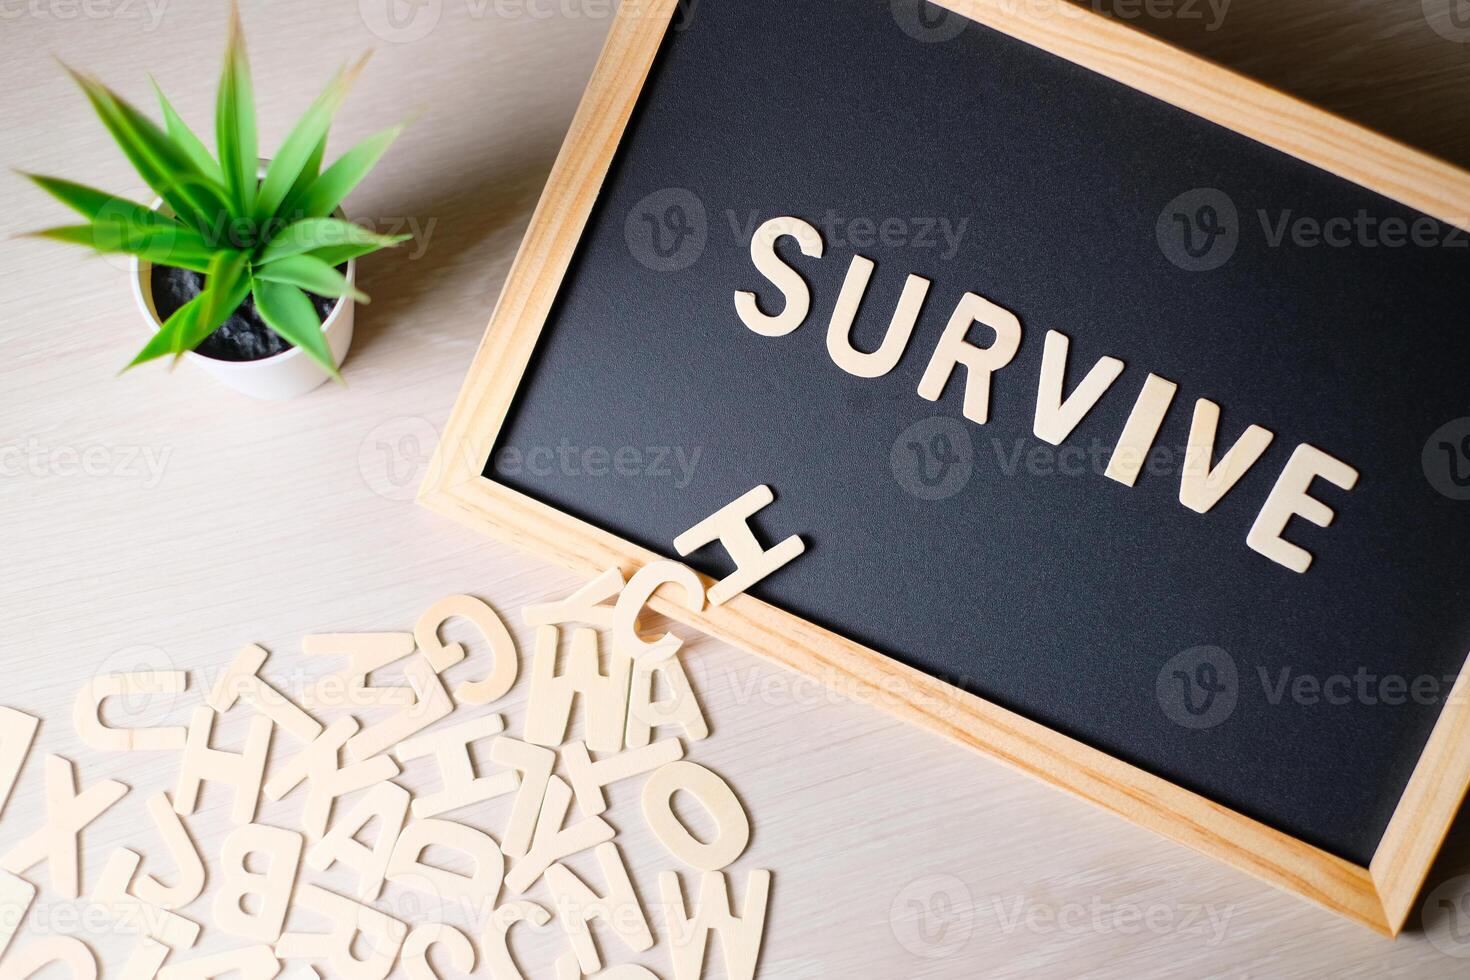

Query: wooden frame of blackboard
[[419, 0, 1470, 936]]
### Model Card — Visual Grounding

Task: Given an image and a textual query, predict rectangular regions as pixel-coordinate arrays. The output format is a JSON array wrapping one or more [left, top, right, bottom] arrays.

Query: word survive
[[732, 216, 1359, 573]]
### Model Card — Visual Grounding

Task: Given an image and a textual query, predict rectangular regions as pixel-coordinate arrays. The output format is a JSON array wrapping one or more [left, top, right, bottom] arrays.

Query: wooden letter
[[916, 291, 1022, 424], [525, 627, 631, 753], [826, 256, 928, 378], [275, 883, 406, 980], [1032, 330, 1125, 445], [642, 761, 749, 872], [214, 824, 302, 944], [612, 562, 703, 667], [1247, 444, 1359, 573], [209, 645, 322, 744], [563, 738, 684, 817], [118, 939, 170, 980], [395, 715, 516, 818], [673, 486, 803, 607], [488, 738, 556, 859], [544, 843, 653, 974], [625, 654, 708, 748], [90, 847, 200, 950], [264, 717, 398, 838], [505, 776, 614, 894], [387, 818, 505, 904], [4, 936, 97, 979], [1105, 373, 1178, 486], [401, 922, 475, 980], [345, 655, 452, 761], [661, 870, 770, 980], [300, 632, 416, 712], [0, 870, 36, 962], [305, 781, 409, 903], [174, 707, 270, 826], [734, 216, 823, 337], [480, 901, 552, 980], [414, 594, 519, 706], [91, 847, 200, 949], [0, 755, 128, 898], [0, 706, 38, 819], [1179, 398, 1274, 513], [133, 793, 206, 910], [74, 671, 188, 751], [523, 567, 624, 630], [158, 945, 281, 979]]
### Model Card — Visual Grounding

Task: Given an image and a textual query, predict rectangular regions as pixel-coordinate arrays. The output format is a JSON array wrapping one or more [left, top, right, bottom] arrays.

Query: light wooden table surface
[[3, 1, 1469, 977]]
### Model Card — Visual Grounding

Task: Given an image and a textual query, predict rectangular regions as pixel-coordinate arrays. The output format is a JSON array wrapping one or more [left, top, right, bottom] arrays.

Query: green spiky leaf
[[251, 278, 339, 379], [256, 217, 407, 264], [32, 223, 219, 273], [279, 132, 329, 221], [216, 2, 257, 217], [24, 174, 177, 227], [252, 254, 366, 302], [293, 124, 401, 219], [64, 66, 231, 235], [125, 266, 251, 369], [255, 56, 367, 222], [151, 77, 224, 185]]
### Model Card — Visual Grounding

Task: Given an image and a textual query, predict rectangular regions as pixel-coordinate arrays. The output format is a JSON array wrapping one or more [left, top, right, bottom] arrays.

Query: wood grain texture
[[4, 0, 1470, 975]]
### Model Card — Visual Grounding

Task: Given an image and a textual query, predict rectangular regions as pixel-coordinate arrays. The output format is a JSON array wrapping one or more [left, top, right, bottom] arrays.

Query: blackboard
[[423, 0, 1470, 934]]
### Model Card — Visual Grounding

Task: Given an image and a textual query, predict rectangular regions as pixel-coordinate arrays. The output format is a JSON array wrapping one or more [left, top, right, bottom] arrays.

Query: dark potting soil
[[150, 263, 345, 362]]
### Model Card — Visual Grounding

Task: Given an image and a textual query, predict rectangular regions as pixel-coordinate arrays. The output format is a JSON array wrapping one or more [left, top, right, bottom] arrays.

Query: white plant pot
[[130, 170, 355, 400]]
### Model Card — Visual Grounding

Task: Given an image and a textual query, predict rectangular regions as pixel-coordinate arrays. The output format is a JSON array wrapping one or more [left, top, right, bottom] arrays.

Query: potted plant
[[24, 4, 408, 399]]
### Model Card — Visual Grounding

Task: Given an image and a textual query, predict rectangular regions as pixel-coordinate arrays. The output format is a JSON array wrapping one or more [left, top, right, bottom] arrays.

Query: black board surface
[[491, 0, 1470, 865]]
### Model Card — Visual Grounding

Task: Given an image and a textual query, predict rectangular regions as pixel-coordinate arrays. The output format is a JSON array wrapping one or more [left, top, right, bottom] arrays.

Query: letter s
[[734, 216, 824, 337]]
